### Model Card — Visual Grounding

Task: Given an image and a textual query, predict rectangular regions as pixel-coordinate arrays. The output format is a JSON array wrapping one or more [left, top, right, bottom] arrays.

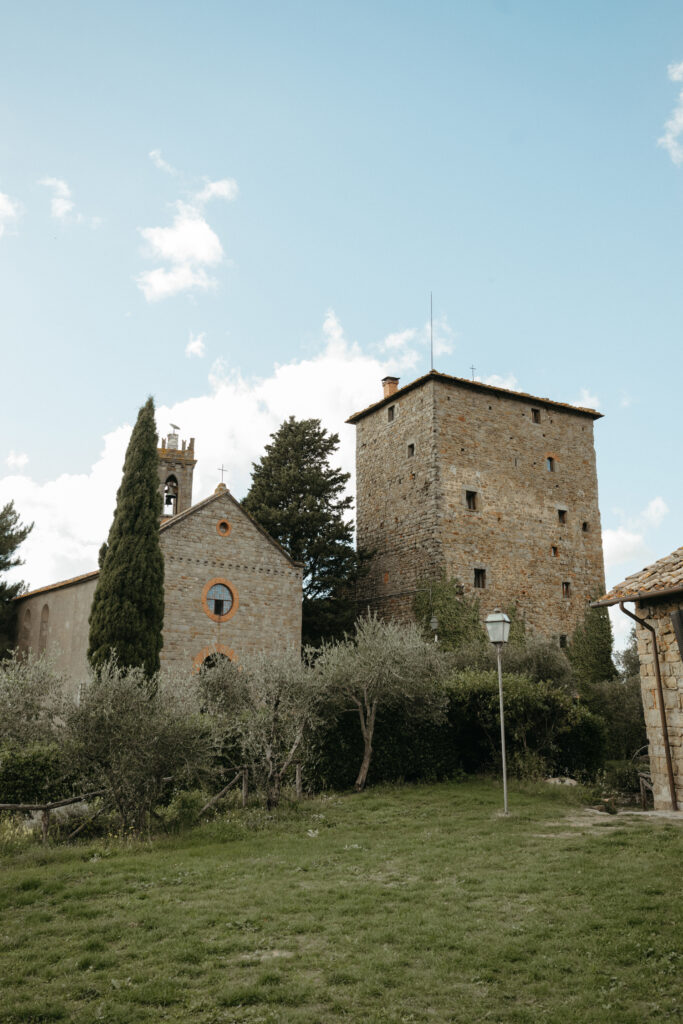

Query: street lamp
[[429, 614, 439, 644], [485, 609, 511, 815]]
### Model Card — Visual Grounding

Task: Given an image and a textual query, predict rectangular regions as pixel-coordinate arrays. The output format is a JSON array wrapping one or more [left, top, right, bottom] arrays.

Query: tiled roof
[[346, 370, 603, 424], [593, 546, 683, 607], [16, 570, 100, 601]]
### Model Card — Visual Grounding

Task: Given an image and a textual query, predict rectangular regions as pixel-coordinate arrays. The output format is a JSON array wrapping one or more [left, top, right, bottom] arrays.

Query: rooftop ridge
[[346, 370, 603, 424]]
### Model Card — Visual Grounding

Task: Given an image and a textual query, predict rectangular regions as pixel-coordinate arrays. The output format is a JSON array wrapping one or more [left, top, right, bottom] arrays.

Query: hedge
[[309, 671, 606, 790]]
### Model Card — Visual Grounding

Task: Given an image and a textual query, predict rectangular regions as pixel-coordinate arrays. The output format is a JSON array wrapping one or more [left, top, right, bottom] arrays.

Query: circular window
[[201, 578, 238, 622], [216, 519, 231, 537]]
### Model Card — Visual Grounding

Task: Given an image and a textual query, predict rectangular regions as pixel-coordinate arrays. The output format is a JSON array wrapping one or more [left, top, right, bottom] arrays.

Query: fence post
[[241, 767, 248, 808], [295, 762, 302, 801], [41, 808, 50, 845]]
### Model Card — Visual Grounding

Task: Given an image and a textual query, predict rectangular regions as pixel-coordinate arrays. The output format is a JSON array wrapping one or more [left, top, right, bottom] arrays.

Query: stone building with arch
[[14, 431, 303, 699]]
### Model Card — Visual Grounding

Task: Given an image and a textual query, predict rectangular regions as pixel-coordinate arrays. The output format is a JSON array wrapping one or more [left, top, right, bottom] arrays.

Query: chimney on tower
[[382, 376, 399, 399]]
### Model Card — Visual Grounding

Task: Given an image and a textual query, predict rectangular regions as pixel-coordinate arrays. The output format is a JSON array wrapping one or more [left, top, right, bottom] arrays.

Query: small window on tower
[[387, 405, 395, 422], [551, 545, 558, 557], [559, 634, 567, 648], [558, 509, 567, 524], [562, 581, 571, 598], [531, 408, 541, 423], [407, 443, 415, 458], [474, 568, 486, 589], [546, 457, 555, 472], [582, 521, 589, 532], [465, 490, 478, 511]]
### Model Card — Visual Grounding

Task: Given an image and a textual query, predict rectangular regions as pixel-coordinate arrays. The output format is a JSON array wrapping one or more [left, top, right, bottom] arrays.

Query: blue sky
[[1, 1, 682, 646]]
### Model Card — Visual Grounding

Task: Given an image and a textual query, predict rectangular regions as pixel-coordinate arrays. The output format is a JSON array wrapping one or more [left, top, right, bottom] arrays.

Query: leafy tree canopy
[[88, 397, 164, 676], [243, 417, 362, 647], [0, 501, 33, 657]]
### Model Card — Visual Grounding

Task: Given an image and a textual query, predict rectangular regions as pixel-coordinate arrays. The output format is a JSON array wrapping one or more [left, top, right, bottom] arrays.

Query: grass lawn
[[1, 778, 681, 1023]]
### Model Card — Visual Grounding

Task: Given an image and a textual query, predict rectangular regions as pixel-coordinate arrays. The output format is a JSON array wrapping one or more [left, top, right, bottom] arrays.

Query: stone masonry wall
[[354, 383, 443, 621], [354, 376, 606, 639], [635, 598, 683, 810], [15, 575, 98, 701], [435, 379, 605, 638], [160, 491, 302, 669]]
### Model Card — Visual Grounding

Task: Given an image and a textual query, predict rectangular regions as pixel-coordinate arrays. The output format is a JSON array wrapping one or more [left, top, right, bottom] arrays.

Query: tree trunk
[[354, 699, 378, 792], [267, 772, 281, 809]]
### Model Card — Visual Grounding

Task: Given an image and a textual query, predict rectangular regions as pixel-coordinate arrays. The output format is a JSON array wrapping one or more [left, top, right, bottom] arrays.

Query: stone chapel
[[15, 429, 303, 697]]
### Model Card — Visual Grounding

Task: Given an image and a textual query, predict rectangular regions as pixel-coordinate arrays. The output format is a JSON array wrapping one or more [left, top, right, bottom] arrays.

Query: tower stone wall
[[350, 372, 606, 640]]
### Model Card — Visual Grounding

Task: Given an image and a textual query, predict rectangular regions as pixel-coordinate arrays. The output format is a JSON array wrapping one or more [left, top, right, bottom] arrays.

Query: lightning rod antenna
[[430, 292, 433, 372]]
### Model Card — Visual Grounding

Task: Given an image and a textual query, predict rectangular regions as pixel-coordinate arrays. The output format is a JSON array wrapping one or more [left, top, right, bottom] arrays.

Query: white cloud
[[137, 177, 236, 301], [381, 328, 417, 351], [185, 331, 206, 358], [140, 203, 223, 266], [571, 388, 600, 410], [194, 179, 239, 205], [39, 177, 77, 220], [603, 526, 649, 571], [377, 314, 456, 373], [137, 265, 214, 303], [641, 496, 668, 528], [6, 451, 28, 470], [0, 312, 390, 590], [658, 62, 683, 164], [0, 191, 22, 236], [481, 373, 518, 390], [149, 149, 177, 175]]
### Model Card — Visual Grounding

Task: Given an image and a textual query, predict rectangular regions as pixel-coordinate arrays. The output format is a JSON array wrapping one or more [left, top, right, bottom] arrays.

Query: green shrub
[[156, 789, 208, 831], [310, 669, 606, 789], [578, 676, 646, 760], [0, 743, 71, 804]]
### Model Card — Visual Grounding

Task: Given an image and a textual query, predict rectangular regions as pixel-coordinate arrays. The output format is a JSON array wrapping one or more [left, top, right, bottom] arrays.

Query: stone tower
[[347, 371, 606, 641], [158, 427, 196, 520]]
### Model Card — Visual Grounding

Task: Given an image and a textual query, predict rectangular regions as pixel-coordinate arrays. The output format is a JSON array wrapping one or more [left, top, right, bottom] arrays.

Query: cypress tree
[[88, 397, 164, 675], [243, 417, 361, 647], [0, 501, 33, 657], [568, 602, 617, 686]]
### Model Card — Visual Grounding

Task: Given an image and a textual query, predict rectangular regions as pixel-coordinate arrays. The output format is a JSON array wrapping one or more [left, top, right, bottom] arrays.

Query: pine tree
[[0, 501, 33, 656], [243, 417, 361, 647], [88, 397, 164, 675], [568, 602, 617, 685]]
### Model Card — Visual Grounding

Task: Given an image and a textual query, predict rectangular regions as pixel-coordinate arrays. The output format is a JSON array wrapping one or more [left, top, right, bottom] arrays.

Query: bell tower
[[158, 425, 197, 520]]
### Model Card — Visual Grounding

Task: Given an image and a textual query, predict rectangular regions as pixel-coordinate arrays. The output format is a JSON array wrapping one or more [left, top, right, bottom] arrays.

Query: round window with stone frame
[[201, 578, 239, 622], [216, 519, 232, 537]]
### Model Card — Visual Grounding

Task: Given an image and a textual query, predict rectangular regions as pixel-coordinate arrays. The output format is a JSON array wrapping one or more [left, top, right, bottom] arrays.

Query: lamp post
[[429, 614, 439, 644], [485, 609, 511, 815]]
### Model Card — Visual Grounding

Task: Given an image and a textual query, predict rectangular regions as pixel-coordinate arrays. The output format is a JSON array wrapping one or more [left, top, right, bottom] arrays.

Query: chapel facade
[[347, 371, 606, 641], [15, 433, 303, 698]]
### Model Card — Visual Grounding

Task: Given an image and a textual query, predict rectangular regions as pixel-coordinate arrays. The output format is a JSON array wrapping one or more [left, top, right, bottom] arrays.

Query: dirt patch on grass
[[534, 806, 683, 838]]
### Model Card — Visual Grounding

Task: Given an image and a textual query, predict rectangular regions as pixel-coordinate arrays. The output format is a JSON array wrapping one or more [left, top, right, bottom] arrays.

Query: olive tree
[[65, 660, 213, 831], [201, 652, 323, 808], [316, 614, 446, 791]]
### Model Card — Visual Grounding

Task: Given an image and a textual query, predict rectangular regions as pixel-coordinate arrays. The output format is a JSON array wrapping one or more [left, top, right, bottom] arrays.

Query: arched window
[[21, 608, 32, 650], [39, 604, 49, 653], [163, 475, 178, 515], [201, 651, 231, 671]]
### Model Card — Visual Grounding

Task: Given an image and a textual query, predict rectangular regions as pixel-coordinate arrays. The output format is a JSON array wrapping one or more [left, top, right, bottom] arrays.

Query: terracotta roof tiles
[[593, 546, 683, 607]]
